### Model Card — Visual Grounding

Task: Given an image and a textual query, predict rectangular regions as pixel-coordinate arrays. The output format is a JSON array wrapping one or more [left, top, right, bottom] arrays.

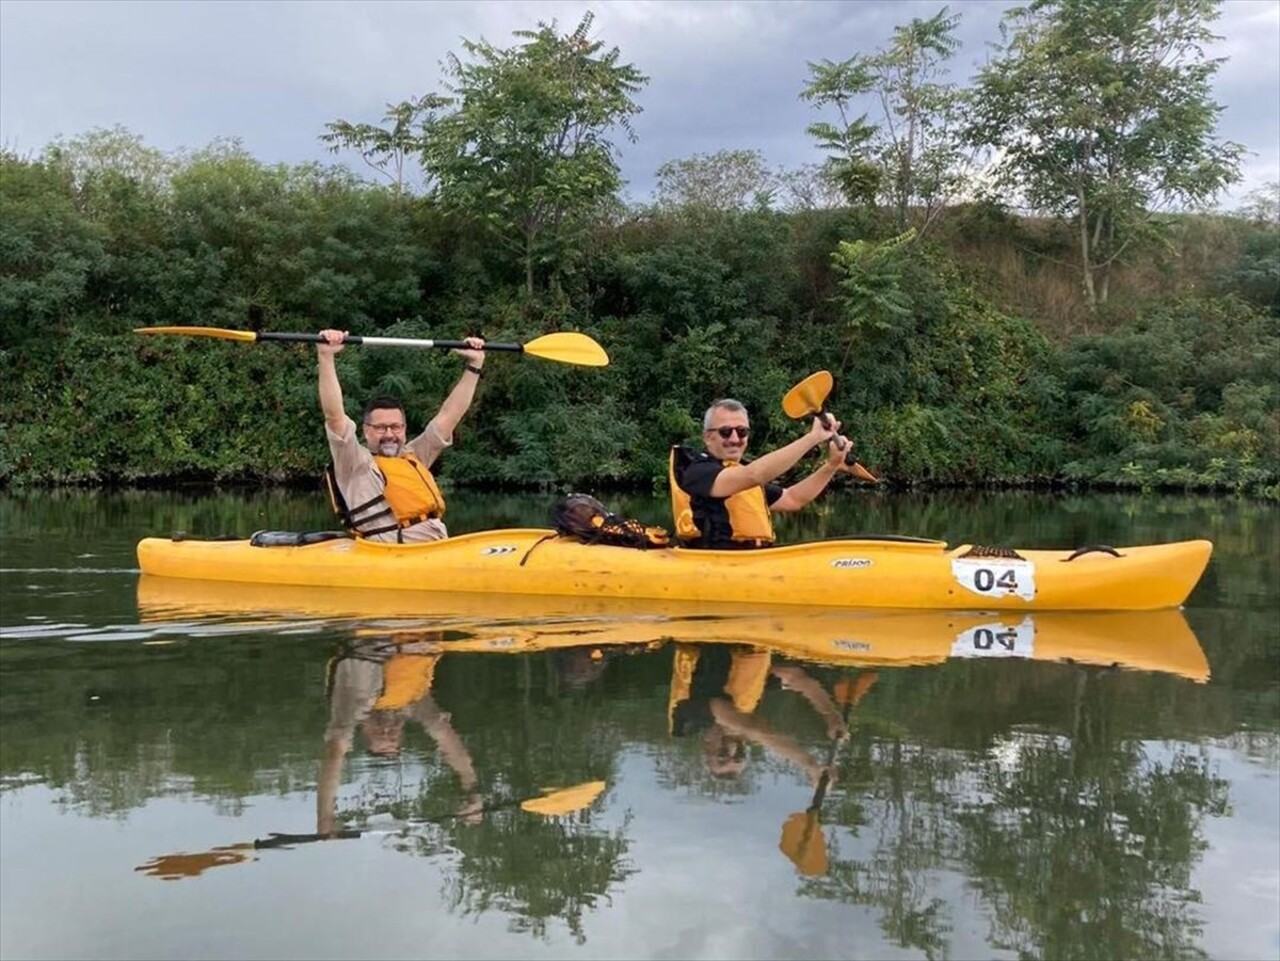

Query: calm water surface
[[0, 489, 1276, 961]]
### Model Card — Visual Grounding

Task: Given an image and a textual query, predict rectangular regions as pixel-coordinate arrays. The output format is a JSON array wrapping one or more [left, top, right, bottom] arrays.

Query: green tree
[[654, 149, 777, 211], [800, 7, 969, 232], [967, 0, 1244, 309], [0, 151, 107, 348], [320, 95, 448, 195], [799, 57, 881, 207], [422, 12, 647, 295], [869, 7, 967, 234]]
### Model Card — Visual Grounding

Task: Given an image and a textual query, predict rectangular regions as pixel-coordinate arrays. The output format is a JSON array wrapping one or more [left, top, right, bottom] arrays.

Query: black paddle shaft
[[255, 332, 525, 352]]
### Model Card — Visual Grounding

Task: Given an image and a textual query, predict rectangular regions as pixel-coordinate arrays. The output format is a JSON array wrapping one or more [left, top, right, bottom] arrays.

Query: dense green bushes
[[1, 145, 1276, 495]]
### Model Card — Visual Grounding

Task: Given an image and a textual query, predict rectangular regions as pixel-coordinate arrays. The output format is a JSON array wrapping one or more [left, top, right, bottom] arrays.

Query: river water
[[0, 489, 1276, 960]]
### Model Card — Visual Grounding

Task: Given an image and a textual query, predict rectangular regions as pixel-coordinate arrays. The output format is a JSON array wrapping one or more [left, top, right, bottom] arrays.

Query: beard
[[376, 439, 403, 457]]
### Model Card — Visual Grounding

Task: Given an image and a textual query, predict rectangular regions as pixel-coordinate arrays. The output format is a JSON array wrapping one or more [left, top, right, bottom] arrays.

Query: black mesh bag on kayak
[[550, 494, 671, 550]]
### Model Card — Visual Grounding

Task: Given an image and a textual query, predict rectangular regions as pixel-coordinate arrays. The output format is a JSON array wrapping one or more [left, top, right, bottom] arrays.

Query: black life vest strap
[[324, 466, 436, 538]]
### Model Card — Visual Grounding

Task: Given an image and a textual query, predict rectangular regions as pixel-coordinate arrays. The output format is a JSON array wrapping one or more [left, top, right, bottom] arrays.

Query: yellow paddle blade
[[834, 671, 878, 707], [849, 461, 879, 483], [134, 326, 258, 343], [779, 810, 828, 876], [782, 370, 833, 419], [519, 779, 607, 816], [522, 332, 610, 367], [135, 843, 255, 880]]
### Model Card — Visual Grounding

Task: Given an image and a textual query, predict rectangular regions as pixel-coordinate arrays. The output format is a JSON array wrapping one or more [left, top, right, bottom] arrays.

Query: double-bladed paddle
[[253, 779, 607, 849], [778, 673, 877, 876], [781, 371, 878, 482], [135, 780, 608, 879], [134, 326, 610, 367]]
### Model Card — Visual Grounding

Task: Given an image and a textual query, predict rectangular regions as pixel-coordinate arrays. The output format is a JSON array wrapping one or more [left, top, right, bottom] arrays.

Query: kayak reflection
[[136, 575, 1211, 681], [130, 582, 1216, 951]]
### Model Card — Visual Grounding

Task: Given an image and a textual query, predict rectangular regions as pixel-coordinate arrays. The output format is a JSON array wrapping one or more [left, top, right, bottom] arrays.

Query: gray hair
[[703, 399, 749, 430]]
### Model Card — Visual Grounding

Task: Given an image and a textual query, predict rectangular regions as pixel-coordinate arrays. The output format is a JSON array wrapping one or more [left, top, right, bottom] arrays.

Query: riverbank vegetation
[[2, 3, 1276, 495]]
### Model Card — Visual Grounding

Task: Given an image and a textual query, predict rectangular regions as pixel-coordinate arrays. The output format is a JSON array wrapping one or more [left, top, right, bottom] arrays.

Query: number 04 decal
[[950, 616, 1036, 659], [950, 558, 1037, 601]]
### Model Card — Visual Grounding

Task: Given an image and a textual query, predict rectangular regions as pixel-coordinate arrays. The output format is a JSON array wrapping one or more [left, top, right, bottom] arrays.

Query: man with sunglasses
[[316, 328, 486, 542], [669, 398, 849, 549]]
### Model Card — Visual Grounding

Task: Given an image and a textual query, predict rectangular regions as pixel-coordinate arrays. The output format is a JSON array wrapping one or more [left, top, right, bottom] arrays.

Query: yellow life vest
[[667, 645, 772, 734], [374, 652, 441, 711], [326, 450, 446, 539], [668, 446, 775, 547]]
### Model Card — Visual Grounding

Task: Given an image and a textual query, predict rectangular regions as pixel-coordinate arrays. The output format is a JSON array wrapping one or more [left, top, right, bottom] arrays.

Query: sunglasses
[[709, 426, 751, 439]]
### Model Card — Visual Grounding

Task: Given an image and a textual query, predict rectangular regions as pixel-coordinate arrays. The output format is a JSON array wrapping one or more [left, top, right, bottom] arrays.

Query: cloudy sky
[[2, 0, 1277, 209]]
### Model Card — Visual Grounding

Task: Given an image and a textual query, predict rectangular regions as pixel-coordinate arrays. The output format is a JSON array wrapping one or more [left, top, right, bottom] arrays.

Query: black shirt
[[678, 452, 783, 549]]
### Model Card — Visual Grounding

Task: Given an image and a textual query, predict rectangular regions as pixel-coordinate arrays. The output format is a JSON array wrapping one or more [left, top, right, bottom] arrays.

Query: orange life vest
[[374, 653, 441, 711], [668, 446, 775, 547], [326, 451, 446, 539], [667, 645, 772, 734]]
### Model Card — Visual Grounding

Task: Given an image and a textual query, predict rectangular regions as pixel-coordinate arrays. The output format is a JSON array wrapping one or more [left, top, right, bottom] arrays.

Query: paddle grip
[[260, 331, 524, 352], [817, 411, 849, 453], [821, 408, 877, 476]]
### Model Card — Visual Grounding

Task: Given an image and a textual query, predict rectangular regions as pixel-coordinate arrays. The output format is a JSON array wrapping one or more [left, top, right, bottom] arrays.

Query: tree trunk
[[1078, 210, 1097, 311], [524, 233, 535, 296]]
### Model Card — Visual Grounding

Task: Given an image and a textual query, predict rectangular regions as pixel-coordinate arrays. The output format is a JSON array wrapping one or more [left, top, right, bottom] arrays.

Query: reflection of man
[[668, 645, 854, 785], [319, 634, 482, 836]]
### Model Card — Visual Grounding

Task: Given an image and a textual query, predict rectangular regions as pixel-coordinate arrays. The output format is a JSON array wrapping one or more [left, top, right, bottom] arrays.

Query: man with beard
[[317, 328, 486, 542]]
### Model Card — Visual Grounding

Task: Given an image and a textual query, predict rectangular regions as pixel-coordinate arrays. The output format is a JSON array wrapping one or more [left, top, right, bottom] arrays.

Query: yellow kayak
[[136, 529, 1212, 612], [135, 576, 1210, 682]]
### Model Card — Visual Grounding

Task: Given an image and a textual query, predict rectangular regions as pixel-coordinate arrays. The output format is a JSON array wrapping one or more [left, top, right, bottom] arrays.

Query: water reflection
[[5, 485, 1275, 959], [124, 585, 1219, 942]]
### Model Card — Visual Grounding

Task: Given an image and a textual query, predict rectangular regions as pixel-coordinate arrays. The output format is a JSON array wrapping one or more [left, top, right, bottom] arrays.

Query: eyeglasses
[[709, 426, 751, 439], [364, 422, 405, 435]]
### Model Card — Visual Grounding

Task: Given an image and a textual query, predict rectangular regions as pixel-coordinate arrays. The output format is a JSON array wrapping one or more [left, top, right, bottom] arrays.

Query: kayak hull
[[135, 529, 1213, 612]]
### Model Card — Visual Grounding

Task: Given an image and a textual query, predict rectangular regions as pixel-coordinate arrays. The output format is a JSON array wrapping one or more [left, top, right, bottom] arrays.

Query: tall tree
[[799, 57, 881, 207], [870, 7, 967, 233], [421, 12, 647, 295], [967, 0, 1244, 309], [799, 7, 970, 232]]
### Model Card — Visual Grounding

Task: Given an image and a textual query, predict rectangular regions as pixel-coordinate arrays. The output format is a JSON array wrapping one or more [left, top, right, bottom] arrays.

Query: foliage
[[320, 95, 448, 194], [799, 57, 882, 207], [421, 12, 648, 295], [1, 121, 1275, 494], [829, 232, 1066, 482], [1059, 295, 1280, 490], [654, 149, 778, 211], [0, 151, 108, 348], [1217, 214, 1280, 315], [802, 7, 970, 235], [967, 0, 1245, 308]]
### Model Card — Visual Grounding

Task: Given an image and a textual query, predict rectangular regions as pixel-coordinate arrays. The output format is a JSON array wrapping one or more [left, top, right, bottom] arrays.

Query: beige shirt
[[326, 415, 451, 542]]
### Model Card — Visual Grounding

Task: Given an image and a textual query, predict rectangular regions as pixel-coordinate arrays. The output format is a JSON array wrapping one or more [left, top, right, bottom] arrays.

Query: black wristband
[[464, 363, 483, 378]]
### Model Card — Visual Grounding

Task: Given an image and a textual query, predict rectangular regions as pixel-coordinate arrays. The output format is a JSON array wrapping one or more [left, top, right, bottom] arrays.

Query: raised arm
[[770, 665, 851, 740], [709, 416, 840, 499], [316, 329, 349, 433], [709, 697, 829, 787], [429, 337, 485, 440], [771, 436, 848, 513]]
